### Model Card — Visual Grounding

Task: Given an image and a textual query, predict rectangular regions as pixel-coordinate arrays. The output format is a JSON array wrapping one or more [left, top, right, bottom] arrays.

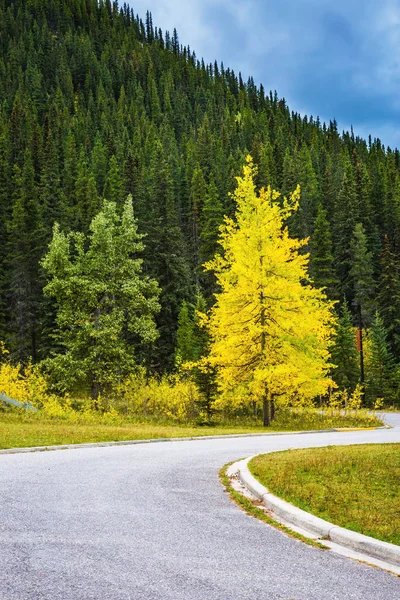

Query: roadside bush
[[115, 372, 200, 422], [0, 352, 381, 429]]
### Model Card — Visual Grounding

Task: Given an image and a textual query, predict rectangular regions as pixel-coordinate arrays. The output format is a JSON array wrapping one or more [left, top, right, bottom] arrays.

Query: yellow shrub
[[0, 362, 31, 402], [0, 359, 73, 417], [116, 373, 200, 421], [0, 343, 202, 423], [328, 385, 363, 410]]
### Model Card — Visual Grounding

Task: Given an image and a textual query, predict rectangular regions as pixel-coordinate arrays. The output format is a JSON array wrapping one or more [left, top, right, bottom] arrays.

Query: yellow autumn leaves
[[202, 156, 337, 410]]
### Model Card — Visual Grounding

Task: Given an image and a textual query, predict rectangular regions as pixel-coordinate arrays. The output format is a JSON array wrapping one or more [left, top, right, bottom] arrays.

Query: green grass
[[0, 408, 382, 451], [0, 414, 266, 449], [249, 444, 400, 546]]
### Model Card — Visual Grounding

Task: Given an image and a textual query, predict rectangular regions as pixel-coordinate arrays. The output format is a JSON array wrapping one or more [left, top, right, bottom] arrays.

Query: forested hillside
[[1, 0, 399, 403]]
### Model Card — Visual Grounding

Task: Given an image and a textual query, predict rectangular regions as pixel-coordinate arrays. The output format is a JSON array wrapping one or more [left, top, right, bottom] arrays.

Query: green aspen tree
[[42, 197, 160, 398]]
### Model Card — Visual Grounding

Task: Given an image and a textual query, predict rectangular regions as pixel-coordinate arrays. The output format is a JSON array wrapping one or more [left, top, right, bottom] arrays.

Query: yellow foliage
[[116, 373, 200, 421], [328, 384, 363, 410], [203, 156, 337, 409], [0, 359, 76, 416], [0, 351, 200, 423], [0, 362, 45, 405]]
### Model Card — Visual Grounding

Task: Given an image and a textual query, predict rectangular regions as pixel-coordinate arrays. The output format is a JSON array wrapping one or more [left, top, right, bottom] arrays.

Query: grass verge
[[249, 444, 400, 546], [219, 462, 328, 550], [0, 409, 382, 450], [0, 415, 272, 449]]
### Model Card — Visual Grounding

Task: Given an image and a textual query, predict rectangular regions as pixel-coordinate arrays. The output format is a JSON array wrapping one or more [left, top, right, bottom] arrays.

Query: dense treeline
[[1, 0, 400, 403]]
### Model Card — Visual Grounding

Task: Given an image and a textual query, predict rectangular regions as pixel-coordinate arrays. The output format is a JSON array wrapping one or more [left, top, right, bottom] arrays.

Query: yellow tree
[[204, 157, 336, 425]]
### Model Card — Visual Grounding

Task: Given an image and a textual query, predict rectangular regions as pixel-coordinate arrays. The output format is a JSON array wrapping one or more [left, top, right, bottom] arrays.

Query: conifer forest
[[1, 0, 400, 411]]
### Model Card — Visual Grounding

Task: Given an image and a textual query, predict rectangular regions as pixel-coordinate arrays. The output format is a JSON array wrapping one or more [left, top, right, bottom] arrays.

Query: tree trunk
[[263, 393, 270, 426], [91, 379, 101, 403], [270, 394, 275, 422], [260, 254, 269, 426]]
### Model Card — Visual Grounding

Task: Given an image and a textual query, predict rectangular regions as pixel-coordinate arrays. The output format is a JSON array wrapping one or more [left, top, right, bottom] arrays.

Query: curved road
[[1, 415, 399, 600]]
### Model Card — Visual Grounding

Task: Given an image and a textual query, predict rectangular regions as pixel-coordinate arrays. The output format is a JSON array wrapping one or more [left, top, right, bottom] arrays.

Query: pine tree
[[349, 223, 375, 324], [7, 153, 41, 362], [189, 164, 207, 278], [145, 142, 191, 370], [75, 150, 100, 229], [333, 158, 359, 298], [330, 302, 360, 393], [294, 144, 319, 238], [103, 155, 123, 204], [365, 311, 397, 405], [91, 135, 108, 196], [377, 235, 400, 355], [0, 125, 12, 340], [309, 204, 337, 298], [175, 301, 198, 365]]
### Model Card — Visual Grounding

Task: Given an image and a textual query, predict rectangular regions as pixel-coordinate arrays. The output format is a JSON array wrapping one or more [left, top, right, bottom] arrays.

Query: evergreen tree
[[145, 142, 191, 370], [91, 135, 108, 196], [103, 155, 123, 204], [175, 301, 198, 365], [333, 158, 359, 299], [349, 223, 375, 324], [189, 164, 207, 278], [7, 152, 41, 362], [309, 204, 337, 298], [294, 144, 319, 238], [365, 311, 398, 405], [377, 236, 400, 355], [199, 175, 224, 297], [75, 150, 100, 229], [330, 302, 360, 393]]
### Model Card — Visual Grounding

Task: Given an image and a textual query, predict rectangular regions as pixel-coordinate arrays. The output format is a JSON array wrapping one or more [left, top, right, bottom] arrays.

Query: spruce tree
[[330, 302, 360, 393], [91, 135, 108, 196], [175, 301, 198, 365], [189, 164, 207, 278], [294, 144, 319, 238], [349, 223, 375, 325], [333, 158, 359, 298], [377, 236, 400, 355], [310, 204, 337, 298], [145, 142, 191, 370], [103, 155, 123, 205], [365, 311, 398, 405], [199, 175, 225, 298], [75, 151, 100, 230]]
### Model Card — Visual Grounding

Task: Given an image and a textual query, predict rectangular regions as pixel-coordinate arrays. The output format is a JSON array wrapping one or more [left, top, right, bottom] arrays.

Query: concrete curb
[[0, 425, 387, 455], [237, 457, 400, 567]]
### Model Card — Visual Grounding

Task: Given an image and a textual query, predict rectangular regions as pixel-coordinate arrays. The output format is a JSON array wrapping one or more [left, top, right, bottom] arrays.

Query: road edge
[[237, 456, 400, 569]]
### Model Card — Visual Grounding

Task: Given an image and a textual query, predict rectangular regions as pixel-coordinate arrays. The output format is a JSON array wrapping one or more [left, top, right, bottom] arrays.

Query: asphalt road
[[1, 415, 399, 600]]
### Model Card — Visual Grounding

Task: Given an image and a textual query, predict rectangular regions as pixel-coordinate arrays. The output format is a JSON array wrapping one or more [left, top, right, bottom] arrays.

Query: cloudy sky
[[130, 0, 400, 149]]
